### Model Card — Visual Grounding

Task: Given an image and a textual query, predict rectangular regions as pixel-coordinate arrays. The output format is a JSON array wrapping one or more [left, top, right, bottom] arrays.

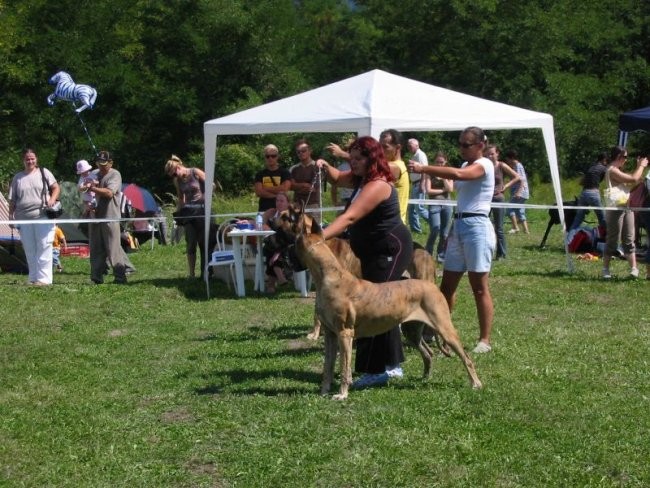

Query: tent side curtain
[[619, 106, 650, 132]]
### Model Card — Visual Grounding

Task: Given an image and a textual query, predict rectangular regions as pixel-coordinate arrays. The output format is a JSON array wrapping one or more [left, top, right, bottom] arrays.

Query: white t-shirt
[[454, 157, 494, 215], [409, 148, 428, 183]]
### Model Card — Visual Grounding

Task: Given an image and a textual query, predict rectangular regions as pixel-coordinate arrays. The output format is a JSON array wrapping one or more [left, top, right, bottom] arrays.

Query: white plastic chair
[[208, 223, 237, 289]]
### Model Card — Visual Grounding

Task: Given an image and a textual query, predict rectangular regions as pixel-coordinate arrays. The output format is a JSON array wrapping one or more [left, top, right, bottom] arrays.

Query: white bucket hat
[[76, 159, 92, 174]]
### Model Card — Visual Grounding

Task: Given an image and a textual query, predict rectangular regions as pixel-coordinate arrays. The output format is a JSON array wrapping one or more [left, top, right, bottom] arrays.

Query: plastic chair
[[208, 223, 237, 289]]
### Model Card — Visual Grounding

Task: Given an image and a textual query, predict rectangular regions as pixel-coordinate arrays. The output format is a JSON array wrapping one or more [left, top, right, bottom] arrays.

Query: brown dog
[[294, 216, 482, 400], [273, 208, 437, 337]]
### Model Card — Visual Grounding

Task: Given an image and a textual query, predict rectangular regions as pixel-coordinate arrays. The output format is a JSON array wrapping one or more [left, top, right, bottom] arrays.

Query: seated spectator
[[261, 192, 292, 293]]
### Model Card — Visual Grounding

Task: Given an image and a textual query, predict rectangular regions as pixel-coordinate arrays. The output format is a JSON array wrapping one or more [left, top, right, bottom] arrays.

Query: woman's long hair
[[348, 136, 394, 183]]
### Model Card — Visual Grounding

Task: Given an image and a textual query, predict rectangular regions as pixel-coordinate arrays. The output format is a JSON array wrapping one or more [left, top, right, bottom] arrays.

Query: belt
[[454, 212, 488, 219], [184, 203, 205, 209]]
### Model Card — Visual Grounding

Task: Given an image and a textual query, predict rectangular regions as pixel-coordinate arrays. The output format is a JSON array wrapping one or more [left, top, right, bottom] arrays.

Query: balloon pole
[[73, 103, 98, 157]]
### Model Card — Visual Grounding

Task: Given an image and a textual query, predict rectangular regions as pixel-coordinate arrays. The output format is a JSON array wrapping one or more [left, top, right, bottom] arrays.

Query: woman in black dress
[[317, 136, 413, 389]]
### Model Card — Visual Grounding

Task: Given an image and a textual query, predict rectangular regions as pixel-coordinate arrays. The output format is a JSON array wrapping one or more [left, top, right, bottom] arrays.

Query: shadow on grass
[[202, 324, 314, 342], [146, 277, 243, 300], [195, 367, 321, 397]]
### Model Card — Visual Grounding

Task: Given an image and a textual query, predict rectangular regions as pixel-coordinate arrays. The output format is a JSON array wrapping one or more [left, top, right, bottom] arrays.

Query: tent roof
[[202, 69, 569, 292], [619, 106, 650, 133], [204, 69, 552, 136]]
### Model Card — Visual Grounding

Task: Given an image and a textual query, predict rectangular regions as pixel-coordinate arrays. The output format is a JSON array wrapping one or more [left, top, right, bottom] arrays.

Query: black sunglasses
[[458, 141, 478, 149], [265, 154, 278, 159]]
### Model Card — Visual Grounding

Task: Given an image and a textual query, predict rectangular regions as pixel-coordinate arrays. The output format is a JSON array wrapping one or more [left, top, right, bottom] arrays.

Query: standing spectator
[[505, 149, 530, 234], [328, 139, 354, 212], [485, 145, 520, 259], [8, 148, 60, 285], [601, 147, 648, 279], [52, 224, 67, 272], [569, 151, 608, 231], [88, 151, 127, 284], [409, 127, 496, 353], [165, 154, 213, 279], [407, 138, 429, 234], [317, 136, 413, 388], [379, 129, 410, 225], [254, 144, 291, 212], [290, 139, 322, 223], [423, 151, 454, 261]]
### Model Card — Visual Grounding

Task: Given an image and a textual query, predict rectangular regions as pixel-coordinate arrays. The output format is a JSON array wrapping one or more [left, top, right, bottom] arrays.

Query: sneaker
[[602, 269, 612, 280], [508, 229, 519, 234], [472, 341, 492, 354], [629, 268, 639, 279], [385, 365, 403, 379], [351, 372, 389, 390]]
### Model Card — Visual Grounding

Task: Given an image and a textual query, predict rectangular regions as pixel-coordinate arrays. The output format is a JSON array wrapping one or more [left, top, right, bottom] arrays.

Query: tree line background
[[1, 0, 649, 200]]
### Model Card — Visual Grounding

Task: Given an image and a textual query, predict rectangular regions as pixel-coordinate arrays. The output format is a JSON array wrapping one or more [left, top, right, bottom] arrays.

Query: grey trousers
[[89, 221, 127, 283]]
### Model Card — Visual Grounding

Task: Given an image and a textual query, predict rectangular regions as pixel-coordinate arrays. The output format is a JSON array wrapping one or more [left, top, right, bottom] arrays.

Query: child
[[76, 159, 98, 218], [52, 225, 67, 272]]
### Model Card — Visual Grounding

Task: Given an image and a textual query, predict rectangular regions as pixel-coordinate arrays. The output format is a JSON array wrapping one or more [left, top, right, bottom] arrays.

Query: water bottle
[[256, 212, 264, 231]]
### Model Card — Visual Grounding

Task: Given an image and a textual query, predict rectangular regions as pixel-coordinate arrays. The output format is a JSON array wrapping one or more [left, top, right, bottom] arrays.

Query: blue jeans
[[508, 196, 528, 221], [569, 189, 605, 231], [490, 204, 507, 258], [640, 209, 650, 265], [408, 185, 429, 233], [425, 204, 452, 256]]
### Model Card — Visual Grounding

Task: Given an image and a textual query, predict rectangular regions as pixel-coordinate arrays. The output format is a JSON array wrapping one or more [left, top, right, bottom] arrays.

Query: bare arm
[[609, 158, 648, 185], [409, 160, 486, 181], [326, 143, 350, 161], [500, 162, 521, 193], [193, 168, 216, 192], [316, 159, 355, 188], [322, 179, 391, 240]]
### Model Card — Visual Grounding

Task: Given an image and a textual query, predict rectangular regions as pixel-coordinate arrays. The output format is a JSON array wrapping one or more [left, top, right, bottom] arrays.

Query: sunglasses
[[458, 141, 478, 149], [265, 153, 278, 159], [296, 147, 309, 154]]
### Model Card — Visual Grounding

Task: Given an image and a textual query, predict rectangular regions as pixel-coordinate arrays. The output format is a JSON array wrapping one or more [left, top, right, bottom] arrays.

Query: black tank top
[[349, 185, 402, 256]]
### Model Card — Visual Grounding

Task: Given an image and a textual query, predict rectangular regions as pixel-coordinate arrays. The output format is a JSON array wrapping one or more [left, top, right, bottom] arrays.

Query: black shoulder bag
[[40, 167, 63, 219]]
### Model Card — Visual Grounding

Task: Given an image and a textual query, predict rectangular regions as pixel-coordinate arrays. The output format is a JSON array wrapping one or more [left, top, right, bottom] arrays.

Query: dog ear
[[310, 216, 322, 236]]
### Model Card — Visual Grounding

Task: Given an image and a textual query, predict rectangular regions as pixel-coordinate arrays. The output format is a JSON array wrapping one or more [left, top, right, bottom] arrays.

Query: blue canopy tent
[[618, 106, 650, 146]]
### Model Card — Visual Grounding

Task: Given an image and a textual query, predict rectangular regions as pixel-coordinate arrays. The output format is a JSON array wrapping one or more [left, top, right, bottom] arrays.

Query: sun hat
[[94, 150, 112, 165], [76, 159, 92, 174]]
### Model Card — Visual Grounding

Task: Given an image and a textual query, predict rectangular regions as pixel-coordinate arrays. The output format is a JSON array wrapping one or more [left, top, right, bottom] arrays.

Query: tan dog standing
[[295, 217, 482, 400]]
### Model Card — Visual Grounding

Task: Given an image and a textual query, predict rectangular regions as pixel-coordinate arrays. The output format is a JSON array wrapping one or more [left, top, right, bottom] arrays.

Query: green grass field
[[1, 188, 649, 487]]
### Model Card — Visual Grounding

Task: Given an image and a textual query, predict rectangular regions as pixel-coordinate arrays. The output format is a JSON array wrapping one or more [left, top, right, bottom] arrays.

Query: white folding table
[[227, 228, 275, 297]]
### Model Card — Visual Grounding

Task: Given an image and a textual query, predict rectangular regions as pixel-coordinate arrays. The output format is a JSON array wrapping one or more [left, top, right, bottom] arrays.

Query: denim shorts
[[508, 196, 528, 221], [444, 216, 496, 273]]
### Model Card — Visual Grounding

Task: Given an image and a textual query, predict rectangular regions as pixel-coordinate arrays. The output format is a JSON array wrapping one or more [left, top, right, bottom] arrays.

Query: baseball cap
[[95, 150, 112, 165], [76, 159, 92, 174]]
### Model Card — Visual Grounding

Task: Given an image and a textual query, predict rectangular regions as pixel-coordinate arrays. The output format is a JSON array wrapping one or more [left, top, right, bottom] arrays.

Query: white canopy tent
[[203, 69, 568, 291]]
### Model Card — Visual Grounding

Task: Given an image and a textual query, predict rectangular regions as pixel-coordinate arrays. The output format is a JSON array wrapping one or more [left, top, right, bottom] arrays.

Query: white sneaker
[[472, 341, 492, 354], [602, 269, 612, 280], [630, 268, 639, 279], [385, 365, 403, 378], [508, 229, 519, 234]]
